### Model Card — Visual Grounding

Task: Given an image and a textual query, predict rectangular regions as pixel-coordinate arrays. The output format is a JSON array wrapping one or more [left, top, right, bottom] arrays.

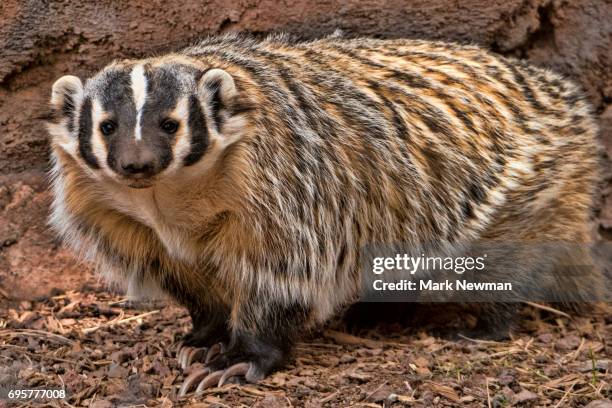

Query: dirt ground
[[1, 0, 611, 300], [0, 289, 610, 407]]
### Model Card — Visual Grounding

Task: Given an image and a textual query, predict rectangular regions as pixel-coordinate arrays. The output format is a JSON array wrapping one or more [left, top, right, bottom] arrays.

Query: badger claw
[[195, 369, 225, 393], [177, 345, 189, 369], [177, 345, 206, 370], [177, 362, 255, 395], [197, 362, 252, 392], [218, 362, 251, 387], [205, 342, 223, 363], [177, 341, 226, 370], [186, 347, 207, 368], [178, 366, 210, 396]]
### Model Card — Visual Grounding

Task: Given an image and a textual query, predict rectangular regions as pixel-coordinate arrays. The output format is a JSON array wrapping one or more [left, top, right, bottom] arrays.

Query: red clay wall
[[1, 0, 610, 299]]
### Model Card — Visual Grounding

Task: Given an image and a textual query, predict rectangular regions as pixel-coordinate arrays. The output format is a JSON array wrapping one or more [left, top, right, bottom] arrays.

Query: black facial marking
[[100, 69, 134, 113], [77, 97, 100, 169], [62, 91, 76, 132], [184, 95, 209, 166], [99, 69, 138, 175], [141, 66, 180, 115], [207, 77, 224, 132], [158, 139, 174, 170]]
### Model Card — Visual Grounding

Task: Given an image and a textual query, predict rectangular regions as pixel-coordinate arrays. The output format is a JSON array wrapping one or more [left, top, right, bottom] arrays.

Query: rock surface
[[0, 0, 610, 299]]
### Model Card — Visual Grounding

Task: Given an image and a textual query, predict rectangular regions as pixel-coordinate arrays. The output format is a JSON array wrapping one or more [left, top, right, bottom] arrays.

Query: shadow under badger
[[46, 35, 604, 393]]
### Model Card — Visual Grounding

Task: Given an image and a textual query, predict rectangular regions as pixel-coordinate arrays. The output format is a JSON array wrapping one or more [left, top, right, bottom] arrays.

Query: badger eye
[[100, 120, 116, 136], [160, 119, 179, 134]]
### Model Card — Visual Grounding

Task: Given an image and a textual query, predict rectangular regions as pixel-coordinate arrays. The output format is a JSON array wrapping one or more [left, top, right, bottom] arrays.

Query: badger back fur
[[47, 34, 603, 377]]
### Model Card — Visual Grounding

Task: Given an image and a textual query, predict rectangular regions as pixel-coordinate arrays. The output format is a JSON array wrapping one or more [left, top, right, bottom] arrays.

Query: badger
[[46, 34, 603, 394]]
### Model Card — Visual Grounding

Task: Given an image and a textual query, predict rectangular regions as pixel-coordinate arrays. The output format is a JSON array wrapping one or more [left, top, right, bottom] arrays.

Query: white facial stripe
[[130, 64, 148, 141]]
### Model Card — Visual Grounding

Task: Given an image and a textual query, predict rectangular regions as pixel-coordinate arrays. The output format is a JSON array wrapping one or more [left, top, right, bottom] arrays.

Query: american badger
[[46, 34, 603, 392]]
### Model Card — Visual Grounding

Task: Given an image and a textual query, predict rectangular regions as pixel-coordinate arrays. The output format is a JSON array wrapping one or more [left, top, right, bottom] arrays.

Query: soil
[[0, 291, 610, 407]]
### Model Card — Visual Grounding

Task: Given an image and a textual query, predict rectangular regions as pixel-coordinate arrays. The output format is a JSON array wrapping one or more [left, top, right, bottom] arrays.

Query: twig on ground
[[486, 377, 492, 408], [320, 390, 341, 404], [553, 380, 577, 408], [457, 334, 504, 345], [523, 302, 571, 318], [323, 329, 383, 349], [81, 310, 159, 334], [364, 382, 388, 402], [0, 329, 74, 345]]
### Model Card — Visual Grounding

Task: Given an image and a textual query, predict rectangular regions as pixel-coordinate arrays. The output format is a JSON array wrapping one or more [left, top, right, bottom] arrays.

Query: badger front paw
[[178, 330, 290, 395], [176, 310, 230, 370]]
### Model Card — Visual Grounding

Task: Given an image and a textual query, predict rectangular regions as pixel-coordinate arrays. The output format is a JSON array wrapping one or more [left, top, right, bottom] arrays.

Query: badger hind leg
[[456, 302, 520, 340], [457, 240, 602, 340]]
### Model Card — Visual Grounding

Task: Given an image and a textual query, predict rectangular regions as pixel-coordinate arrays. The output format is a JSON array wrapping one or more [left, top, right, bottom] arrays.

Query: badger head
[[47, 59, 248, 188]]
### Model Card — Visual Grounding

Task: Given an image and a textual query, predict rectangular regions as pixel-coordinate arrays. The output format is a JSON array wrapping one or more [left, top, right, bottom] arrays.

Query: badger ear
[[197, 68, 238, 133], [51, 75, 84, 125]]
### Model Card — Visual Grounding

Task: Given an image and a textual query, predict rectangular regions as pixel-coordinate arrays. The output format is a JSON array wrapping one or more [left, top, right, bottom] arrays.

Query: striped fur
[[47, 34, 603, 376]]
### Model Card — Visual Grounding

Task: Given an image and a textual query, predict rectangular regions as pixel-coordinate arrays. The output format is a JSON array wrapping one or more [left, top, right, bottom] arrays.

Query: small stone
[[578, 359, 609, 373], [110, 350, 130, 364], [498, 374, 515, 386], [368, 384, 394, 402], [19, 301, 32, 310], [555, 335, 581, 351], [534, 354, 549, 363], [543, 365, 560, 377], [302, 377, 318, 389], [413, 356, 431, 367], [347, 371, 372, 382], [319, 356, 340, 367], [268, 372, 287, 386], [253, 396, 289, 408], [286, 376, 307, 387], [584, 400, 612, 408], [340, 354, 356, 364], [501, 386, 514, 400], [537, 333, 553, 343], [107, 363, 128, 378], [90, 401, 113, 408], [0, 374, 14, 385], [514, 389, 538, 403]]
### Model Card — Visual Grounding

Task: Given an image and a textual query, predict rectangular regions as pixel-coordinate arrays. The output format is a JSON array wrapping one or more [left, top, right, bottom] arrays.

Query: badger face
[[48, 61, 243, 189]]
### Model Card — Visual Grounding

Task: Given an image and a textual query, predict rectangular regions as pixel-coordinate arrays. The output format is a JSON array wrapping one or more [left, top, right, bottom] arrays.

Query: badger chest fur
[[47, 35, 602, 390]]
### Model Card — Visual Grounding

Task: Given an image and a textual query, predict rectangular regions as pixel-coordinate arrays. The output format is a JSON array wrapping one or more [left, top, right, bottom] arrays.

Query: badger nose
[[117, 148, 158, 178], [121, 160, 154, 175]]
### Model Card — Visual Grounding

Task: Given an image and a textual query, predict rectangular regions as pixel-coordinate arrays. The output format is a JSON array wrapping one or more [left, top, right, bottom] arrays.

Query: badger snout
[[118, 148, 157, 178], [110, 142, 164, 187]]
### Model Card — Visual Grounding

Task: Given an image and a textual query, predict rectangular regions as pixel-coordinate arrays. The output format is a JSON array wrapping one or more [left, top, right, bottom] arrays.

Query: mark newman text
[[373, 279, 513, 291]]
